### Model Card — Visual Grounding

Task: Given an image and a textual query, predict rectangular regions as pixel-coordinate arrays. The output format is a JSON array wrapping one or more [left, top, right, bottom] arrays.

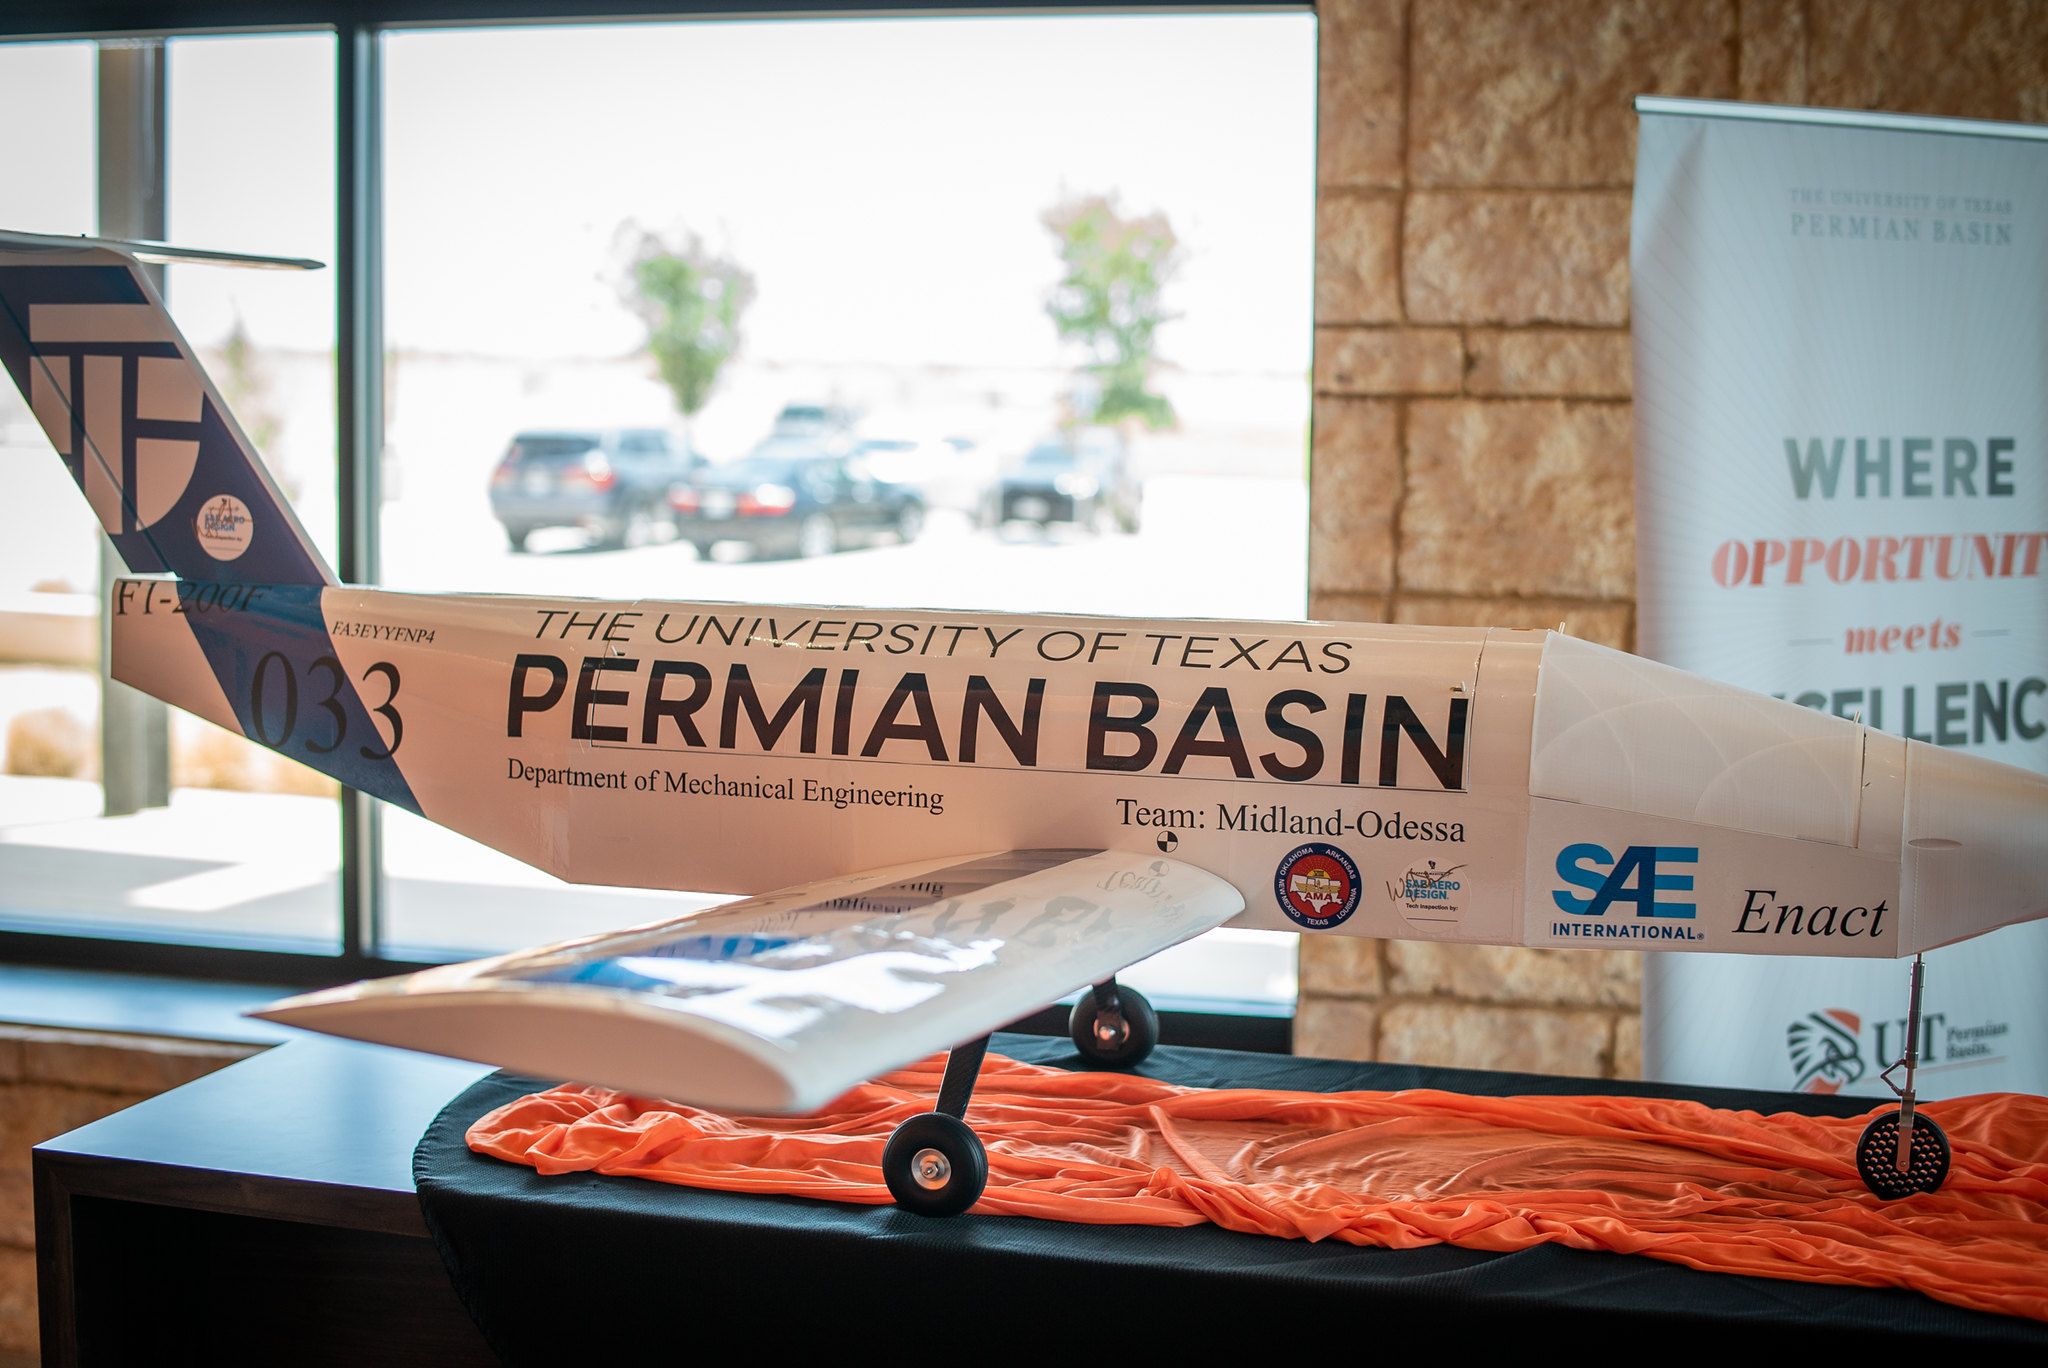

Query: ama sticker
[[1275, 842, 1361, 930]]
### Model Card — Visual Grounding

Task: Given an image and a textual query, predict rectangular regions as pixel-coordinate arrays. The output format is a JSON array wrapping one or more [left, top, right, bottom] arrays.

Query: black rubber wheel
[[1856, 1109, 1951, 1198], [1069, 983, 1159, 1067], [882, 1112, 988, 1216]]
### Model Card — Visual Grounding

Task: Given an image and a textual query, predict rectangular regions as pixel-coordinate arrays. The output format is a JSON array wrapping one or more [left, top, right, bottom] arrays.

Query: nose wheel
[[882, 1034, 990, 1217], [1069, 978, 1158, 1067], [1857, 953, 1952, 1198], [1856, 1108, 1950, 1199]]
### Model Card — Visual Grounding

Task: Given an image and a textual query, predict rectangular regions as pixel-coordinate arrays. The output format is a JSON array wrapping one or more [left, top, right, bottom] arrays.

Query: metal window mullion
[[336, 23, 385, 967], [95, 40, 173, 819]]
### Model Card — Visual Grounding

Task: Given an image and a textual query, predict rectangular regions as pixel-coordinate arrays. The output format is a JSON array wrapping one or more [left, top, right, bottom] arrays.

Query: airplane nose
[[1902, 741, 2048, 952]]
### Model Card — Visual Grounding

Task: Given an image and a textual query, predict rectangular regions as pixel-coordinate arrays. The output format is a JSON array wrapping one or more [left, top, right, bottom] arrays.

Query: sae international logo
[[1549, 843, 1706, 942]]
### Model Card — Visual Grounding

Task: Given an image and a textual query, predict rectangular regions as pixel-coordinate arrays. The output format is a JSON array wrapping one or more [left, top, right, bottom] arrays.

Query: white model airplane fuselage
[[111, 577, 2026, 959], [5, 231, 2041, 1209]]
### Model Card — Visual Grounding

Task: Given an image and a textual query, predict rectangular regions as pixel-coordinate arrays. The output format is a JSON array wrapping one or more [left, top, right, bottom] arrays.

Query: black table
[[34, 1039, 497, 1367], [37, 1036, 2048, 1364]]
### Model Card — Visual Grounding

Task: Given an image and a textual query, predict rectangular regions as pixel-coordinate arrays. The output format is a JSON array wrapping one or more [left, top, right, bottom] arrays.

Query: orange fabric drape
[[469, 1052, 2048, 1323]]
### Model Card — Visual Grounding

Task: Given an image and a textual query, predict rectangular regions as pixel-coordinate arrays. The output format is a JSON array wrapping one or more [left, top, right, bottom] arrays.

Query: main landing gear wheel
[[883, 1112, 988, 1216], [1856, 1109, 1951, 1199], [1070, 981, 1158, 1067], [883, 1034, 991, 1217]]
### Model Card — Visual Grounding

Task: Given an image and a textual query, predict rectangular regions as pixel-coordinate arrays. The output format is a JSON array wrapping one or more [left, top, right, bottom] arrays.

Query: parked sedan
[[489, 428, 703, 552], [855, 436, 996, 519], [986, 430, 1140, 534], [671, 443, 925, 560]]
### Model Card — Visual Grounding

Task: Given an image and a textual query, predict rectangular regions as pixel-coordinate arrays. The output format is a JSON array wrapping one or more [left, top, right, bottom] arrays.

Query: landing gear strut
[[879, 976, 1163, 1216], [882, 1035, 990, 1216], [1856, 954, 1951, 1199], [1069, 977, 1159, 1067]]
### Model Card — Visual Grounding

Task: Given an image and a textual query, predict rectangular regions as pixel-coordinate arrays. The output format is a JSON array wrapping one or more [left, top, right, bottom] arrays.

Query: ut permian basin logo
[[1275, 842, 1360, 930], [1787, 1009, 1865, 1094], [1786, 1004, 2015, 1094], [24, 299, 206, 536]]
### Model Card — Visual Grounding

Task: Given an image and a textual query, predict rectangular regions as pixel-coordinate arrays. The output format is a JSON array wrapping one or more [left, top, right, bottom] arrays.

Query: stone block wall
[[0, 1026, 258, 1361], [1297, 0, 2048, 1074]]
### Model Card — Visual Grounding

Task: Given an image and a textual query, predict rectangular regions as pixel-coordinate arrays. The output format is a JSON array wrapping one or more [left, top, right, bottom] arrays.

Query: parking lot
[[383, 473, 1309, 623]]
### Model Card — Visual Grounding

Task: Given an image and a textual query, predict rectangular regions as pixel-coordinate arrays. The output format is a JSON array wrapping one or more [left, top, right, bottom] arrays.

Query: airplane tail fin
[[0, 230, 335, 587], [0, 232, 422, 811]]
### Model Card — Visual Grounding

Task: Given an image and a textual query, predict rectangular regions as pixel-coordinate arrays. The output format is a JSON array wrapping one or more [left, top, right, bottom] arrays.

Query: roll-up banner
[[1631, 98, 2048, 1098]]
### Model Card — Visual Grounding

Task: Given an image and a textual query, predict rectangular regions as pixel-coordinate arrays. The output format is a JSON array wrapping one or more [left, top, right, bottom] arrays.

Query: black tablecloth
[[414, 1034, 2048, 1359]]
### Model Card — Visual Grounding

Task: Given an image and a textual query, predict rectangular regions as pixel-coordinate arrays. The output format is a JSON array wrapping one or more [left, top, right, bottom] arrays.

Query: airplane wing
[[254, 849, 1243, 1114]]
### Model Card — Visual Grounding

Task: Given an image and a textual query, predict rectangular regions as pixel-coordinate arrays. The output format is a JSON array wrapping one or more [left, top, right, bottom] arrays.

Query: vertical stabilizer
[[0, 231, 334, 586]]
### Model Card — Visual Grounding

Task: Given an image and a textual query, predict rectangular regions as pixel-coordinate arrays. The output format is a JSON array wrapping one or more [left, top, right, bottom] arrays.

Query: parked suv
[[670, 439, 924, 560], [986, 430, 1140, 534], [489, 428, 703, 552]]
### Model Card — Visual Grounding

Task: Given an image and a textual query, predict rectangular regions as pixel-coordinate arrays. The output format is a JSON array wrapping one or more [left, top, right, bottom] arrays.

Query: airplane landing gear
[[1856, 953, 1951, 1199], [878, 980, 1163, 1217], [883, 1034, 990, 1216], [883, 1112, 987, 1216], [1069, 978, 1158, 1067], [1856, 1108, 1950, 1199]]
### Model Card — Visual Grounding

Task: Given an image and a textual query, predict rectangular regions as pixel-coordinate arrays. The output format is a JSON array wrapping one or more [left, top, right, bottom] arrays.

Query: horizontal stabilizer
[[254, 849, 1244, 1114], [0, 229, 323, 271]]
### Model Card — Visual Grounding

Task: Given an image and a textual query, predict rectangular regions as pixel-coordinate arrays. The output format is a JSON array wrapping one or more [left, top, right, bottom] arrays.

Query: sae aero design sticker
[[1275, 842, 1361, 930], [196, 494, 254, 561]]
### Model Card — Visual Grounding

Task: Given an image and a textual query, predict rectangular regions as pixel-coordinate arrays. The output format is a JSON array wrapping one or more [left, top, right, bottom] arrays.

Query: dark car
[[771, 402, 860, 440], [987, 430, 1140, 534], [489, 428, 703, 552], [670, 441, 924, 560]]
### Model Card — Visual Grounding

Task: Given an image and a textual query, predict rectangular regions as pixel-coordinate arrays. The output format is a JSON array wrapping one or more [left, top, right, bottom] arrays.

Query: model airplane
[[4, 231, 2042, 1213]]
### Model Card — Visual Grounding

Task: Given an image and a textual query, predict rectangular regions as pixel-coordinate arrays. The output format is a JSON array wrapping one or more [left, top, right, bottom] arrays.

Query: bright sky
[[0, 14, 1315, 374]]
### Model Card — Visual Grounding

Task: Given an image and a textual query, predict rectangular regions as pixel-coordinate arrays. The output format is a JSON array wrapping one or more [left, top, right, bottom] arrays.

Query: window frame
[[0, 0, 1313, 1042]]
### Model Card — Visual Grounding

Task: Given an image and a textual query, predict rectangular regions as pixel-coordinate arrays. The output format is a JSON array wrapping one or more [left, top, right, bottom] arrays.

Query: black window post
[[336, 22, 385, 970]]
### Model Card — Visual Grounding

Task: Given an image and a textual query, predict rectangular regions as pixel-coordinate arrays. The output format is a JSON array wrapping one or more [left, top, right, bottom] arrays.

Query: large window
[[0, 32, 341, 954], [0, 8, 1312, 1016]]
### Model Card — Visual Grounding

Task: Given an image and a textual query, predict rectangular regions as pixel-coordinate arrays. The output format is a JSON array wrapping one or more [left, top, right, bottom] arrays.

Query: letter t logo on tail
[[0, 233, 333, 588]]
